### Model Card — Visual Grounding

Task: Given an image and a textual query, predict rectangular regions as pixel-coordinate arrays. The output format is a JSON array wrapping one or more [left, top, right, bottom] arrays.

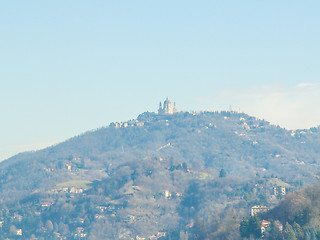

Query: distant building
[[69, 187, 83, 194], [41, 202, 53, 208], [112, 120, 144, 129], [13, 213, 23, 222], [164, 190, 171, 198], [251, 205, 268, 216], [65, 164, 72, 171], [136, 236, 146, 240], [158, 98, 177, 115], [273, 187, 278, 196], [157, 232, 166, 238], [261, 220, 271, 235], [273, 186, 286, 197], [17, 229, 22, 236]]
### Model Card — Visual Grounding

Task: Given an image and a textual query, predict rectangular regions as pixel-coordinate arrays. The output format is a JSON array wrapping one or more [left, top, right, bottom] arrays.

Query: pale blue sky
[[1, 1, 320, 161]]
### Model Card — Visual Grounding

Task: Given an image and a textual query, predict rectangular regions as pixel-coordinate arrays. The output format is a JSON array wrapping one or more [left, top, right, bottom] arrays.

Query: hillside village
[[0, 99, 320, 239], [0, 153, 291, 239]]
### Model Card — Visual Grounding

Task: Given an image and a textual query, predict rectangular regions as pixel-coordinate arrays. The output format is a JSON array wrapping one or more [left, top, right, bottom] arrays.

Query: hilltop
[[1, 110, 320, 239]]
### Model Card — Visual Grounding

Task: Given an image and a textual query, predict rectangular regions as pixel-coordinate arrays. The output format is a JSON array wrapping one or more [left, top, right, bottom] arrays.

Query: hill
[[1, 110, 320, 239]]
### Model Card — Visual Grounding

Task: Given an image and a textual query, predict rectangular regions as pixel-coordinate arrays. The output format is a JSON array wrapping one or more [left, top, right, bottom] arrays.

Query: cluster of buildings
[[136, 232, 167, 240], [0, 215, 22, 237], [49, 186, 84, 194], [110, 97, 178, 129], [250, 202, 284, 236], [113, 120, 145, 129]]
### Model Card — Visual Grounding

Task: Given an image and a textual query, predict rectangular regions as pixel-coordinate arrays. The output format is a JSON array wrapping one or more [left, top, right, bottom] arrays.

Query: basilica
[[158, 98, 177, 115]]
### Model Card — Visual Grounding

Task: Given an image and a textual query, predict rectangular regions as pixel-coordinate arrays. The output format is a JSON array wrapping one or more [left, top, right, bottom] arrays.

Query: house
[[164, 190, 171, 198], [13, 213, 23, 222], [76, 188, 83, 193], [16, 229, 22, 236], [44, 167, 55, 172], [273, 186, 286, 197], [54, 232, 67, 239], [65, 164, 72, 171], [157, 232, 166, 238], [69, 187, 83, 194], [77, 227, 84, 233], [121, 215, 135, 223], [176, 192, 183, 197], [136, 236, 146, 240], [94, 214, 104, 219], [97, 206, 108, 212], [186, 220, 194, 229], [273, 187, 278, 196], [136, 122, 144, 127], [261, 220, 271, 234], [74, 227, 87, 238], [41, 202, 53, 208], [251, 205, 268, 216]]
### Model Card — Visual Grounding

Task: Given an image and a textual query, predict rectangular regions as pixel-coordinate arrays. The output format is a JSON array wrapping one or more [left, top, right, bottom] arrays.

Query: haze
[[1, 1, 320, 161]]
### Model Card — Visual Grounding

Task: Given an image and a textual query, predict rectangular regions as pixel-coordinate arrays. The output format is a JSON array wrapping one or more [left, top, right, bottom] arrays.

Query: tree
[[84, 217, 91, 228], [304, 228, 318, 240], [248, 215, 262, 239], [239, 216, 261, 239], [283, 222, 297, 240], [9, 225, 17, 236], [240, 218, 249, 238], [310, 229, 317, 240], [46, 220, 53, 232], [304, 229, 311, 240], [58, 222, 69, 235], [292, 222, 303, 239], [267, 221, 283, 240], [30, 234, 37, 240], [219, 168, 227, 178], [182, 162, 188, 172]]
